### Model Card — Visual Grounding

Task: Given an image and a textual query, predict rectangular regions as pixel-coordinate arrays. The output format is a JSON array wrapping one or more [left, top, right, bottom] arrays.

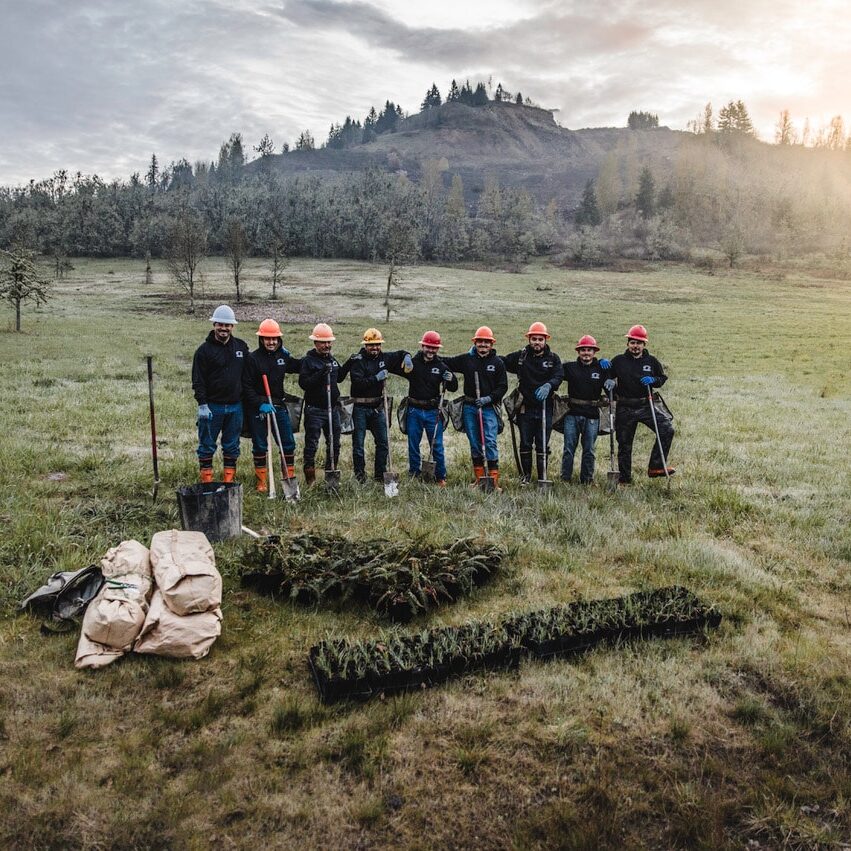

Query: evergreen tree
[[440, 174, 468, 261], [0, 246, 52, 331], [575, 179, 601, 227], [459, 81, 473, 105], [254, 133, 275, 158], [447, 79, 460, 102], [494, 83, 504, 102], [296, 130, 315, 150], [472, 82, 489, 106], [516, 92, 523, 105], [421, 83, 441, 110], [635, 167, 656, 218], [145, 154, 159, 191], [627, 111, 659, 129]]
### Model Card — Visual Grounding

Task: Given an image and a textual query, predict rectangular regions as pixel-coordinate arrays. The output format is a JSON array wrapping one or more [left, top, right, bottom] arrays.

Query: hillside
[[258, 101, 686, 210]]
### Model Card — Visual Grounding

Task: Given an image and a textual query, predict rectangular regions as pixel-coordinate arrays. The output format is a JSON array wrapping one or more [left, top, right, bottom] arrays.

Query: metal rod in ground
[[262, 374, 300, 501], [146, 355, 160, 502], [538, 399, 552, 492], [474, 372, 494, 493], [382, 386, 399, 497], [325, 370, 341, 491], [607, 387, 619, 492], [647, 386, 672, 485]]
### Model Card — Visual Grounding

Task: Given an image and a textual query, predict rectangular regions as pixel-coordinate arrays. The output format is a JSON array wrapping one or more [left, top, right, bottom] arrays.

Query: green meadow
[[0, 257, 849, 849]]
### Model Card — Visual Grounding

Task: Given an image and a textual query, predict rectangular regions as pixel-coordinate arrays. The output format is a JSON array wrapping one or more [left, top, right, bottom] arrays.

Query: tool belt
[[408, 397, 439, 409], [616, 395, 651, 406], [351, 396, 381, 406], [568, 397, 598, 407]]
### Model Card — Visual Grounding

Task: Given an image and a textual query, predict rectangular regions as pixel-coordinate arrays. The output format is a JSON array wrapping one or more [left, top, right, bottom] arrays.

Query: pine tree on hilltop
[[421, 83, 442, 110], [447, 79, 460, 102], [472, 82, 488, 106]]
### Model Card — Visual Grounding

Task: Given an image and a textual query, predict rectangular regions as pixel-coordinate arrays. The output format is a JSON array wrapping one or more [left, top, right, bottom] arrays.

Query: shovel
[[262, 374, 300, 501], [647, 385, 672, 488], [324, 369, 341, 492], [420, 387, 445, 482], [606, 386, 620, 492], [538, 401, 552, 493], [474, 372, 495, 493], [146, 355, 160, 502], [266, 415, 277, 499], [382, 386, 399, 497]]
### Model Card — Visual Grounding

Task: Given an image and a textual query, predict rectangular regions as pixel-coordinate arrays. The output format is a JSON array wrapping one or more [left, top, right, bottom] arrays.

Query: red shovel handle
[[262, 374, 272, 400]]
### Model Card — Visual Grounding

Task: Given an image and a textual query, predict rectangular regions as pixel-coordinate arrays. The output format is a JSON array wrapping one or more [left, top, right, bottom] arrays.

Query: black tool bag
[[21, 565, 104, 633]]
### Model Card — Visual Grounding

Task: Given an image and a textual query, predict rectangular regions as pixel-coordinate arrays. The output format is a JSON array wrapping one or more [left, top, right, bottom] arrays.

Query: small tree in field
[[269, 240, 288, 300], [166, 207, 207, 314], [224, 218, 248, 303], [0, 247, 52, 331]]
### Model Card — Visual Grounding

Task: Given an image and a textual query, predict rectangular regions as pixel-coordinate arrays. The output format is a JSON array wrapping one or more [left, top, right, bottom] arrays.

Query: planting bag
[[150, 530, 221, 616], [133, 590, 222, 660], [101, 540, 152, 578]]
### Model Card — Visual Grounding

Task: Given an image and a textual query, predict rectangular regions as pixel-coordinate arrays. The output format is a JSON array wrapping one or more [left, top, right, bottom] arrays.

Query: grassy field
[[0, 256, 849, 850]]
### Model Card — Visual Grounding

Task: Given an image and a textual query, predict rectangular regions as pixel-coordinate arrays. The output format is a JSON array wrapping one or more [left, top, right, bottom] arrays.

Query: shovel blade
[[606, 470, 620, 492], [325, 470, 341, 492], [420, 460, 436, 482], [281, 478, 300, 502], [383, 472, 399, 498], [537, 479, 553, 494], [477, 475, 495, 493]]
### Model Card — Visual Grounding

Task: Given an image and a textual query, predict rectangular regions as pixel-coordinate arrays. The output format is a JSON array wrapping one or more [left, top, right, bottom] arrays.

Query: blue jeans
[[248, 407, 295, 467], [407, 406, 446, 480], [197, 402, 242, 466], [352, 404, 389, 480], [463, 403, 498, 463], [561, 414, 600, 483]]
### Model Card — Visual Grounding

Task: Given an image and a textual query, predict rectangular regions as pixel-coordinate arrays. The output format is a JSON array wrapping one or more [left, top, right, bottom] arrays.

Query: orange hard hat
[[575, 334, 599, 351], [362, 327, 385, 344], [309, 322, 335, 341], [257, 318, 282, 337], [525, 321, 550, 339], [472, 326, 496, 342], [420, 330, 442, 348], [625, 324, 648, 342]]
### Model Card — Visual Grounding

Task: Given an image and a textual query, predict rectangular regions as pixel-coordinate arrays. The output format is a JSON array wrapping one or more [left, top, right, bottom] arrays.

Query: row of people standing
[[191, 305, 675, 490]]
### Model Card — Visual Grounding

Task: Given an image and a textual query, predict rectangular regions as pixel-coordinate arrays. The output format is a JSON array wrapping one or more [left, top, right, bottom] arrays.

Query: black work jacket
[[404, 352, 459, 403], [502, 345, 564, 406], [338, 348, 407, 402], [243, 344, 302, 410], [610, 350, 668, 403], [563, 358, 611, 419], [191, 331, 250, 405], [298, 348, 342, 408], [443, 350, 508, 403]]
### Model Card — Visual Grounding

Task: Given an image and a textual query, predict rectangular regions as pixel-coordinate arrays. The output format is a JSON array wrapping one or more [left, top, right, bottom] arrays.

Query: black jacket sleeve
[[242, 356, 263, 409], [436, 359, 459, 392], [651, 356, 668, 388], [299, 356, 327, 391], [501, 350, 521, 374], [191, 348, 208, 405]]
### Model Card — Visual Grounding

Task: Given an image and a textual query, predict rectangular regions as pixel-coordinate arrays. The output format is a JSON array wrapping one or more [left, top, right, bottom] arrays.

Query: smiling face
[[313, 340, 333, 355], [577, 346, 596, 365], [261, 336, 280, 352], [364, 342, 382, 358], [421, 344, 439, 361], [627, 339, 646, 357], [213, 322, 233, 344], [528, 334, 547, 354], [474, 339, 493, 356]]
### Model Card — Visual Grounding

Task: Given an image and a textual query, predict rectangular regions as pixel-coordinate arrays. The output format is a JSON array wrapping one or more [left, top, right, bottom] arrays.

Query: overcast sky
[[2, 0, 848, 186]]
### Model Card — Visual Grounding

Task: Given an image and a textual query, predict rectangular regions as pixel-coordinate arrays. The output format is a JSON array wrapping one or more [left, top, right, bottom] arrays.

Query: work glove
[[603, 378, 617, 393], [534, 384, 551, 401], [640, 376, 656, 386], [475, 395, 492, 408], [442, 370, 453, 382], [197, 404, 212, 421], [402, 354, 413, 373], [260, 402, 275, 415], [599, 358, 611, 369], [376, 369, 389, 381]]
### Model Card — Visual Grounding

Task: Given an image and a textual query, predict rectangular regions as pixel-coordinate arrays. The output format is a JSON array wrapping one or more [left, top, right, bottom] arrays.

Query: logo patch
[[543, 360, 553, 368], [235, 351, 243, 358], [277, 358, 285, 366], [591, 372, 600, 379], [642, 365, 651, 372], [486, 364, 496, 372], [431, 367, 440, 374]]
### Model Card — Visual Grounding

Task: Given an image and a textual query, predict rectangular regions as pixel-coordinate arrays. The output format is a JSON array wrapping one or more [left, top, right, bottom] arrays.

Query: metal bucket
[[176, 482, 243, 543]]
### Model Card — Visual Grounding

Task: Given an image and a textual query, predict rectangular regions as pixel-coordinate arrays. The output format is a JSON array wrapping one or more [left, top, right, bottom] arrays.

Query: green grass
[[0, 256, 849, 849]]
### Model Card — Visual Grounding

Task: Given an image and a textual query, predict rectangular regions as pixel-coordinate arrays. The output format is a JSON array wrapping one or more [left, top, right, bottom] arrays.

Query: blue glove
[[442, 370, 453, 382], [402, 353, 413, 373], [640, 375, 656, 386], [475, 395, 492, 408], [197, 404, 212, 421], [376, 369, 389, 381], [280, 346, 290, 357], [599, 358, 611, 369], [603, 378, 616, 393], [534, 384, 551, 401], [260, 402, 275, 415]]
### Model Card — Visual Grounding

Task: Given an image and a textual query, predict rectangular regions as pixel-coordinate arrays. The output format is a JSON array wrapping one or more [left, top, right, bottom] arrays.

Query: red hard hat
[[309, 322, 335, 341], [575, 334, 599, 351], [625, 324, 648, 342], [257, 318, 282, 337], [525, 321, 550, 339], [472, 326, 496, 342], [420, 330, 442, 348]]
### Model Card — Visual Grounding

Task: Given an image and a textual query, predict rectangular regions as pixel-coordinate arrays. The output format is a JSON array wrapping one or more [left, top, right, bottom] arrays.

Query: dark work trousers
[[303, 404, 341, 470], [615, 403, 674, 482], [351, 403, 389, 481], [516, 404, 553, 480]]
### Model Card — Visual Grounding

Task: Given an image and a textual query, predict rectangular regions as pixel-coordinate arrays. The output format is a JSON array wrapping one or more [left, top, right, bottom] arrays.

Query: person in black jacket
[[502, 322, 564, 484], [443, 326, 508, 491], [400, 330, 458, 485], [298, 323, 342, 486], [191, 305, 249, 483], [338, 328, 412, 483], [609, 324, 675, 483], [560, 334, 611, 484], [242, 318, 302, 492]]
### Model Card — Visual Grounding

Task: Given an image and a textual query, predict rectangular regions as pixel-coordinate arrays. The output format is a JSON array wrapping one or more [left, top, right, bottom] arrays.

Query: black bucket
[[176, 482, 243, 543]]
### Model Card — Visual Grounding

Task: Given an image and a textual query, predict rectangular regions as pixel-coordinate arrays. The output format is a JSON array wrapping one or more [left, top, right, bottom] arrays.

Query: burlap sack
[[100, 540, 151, 579], [133, 590, 222, 660], [74, 633, 124, 669], [150, 530, 221, 616]]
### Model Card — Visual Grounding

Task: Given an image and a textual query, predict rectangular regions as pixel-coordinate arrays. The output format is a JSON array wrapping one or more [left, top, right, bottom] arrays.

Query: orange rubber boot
[[222, 467, 236, 483], [255, 467, 268, 492], [199, 467, 213, 484]]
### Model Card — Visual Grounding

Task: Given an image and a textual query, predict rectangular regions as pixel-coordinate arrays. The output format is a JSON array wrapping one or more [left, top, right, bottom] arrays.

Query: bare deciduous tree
[[0, 246, 52, 331], [166, 208, 207, 313], [224, 218, 248, 303]]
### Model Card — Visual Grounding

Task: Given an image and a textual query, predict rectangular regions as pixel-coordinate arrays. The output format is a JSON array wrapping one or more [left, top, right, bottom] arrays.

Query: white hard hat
[[210, 305, 237, 324]]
